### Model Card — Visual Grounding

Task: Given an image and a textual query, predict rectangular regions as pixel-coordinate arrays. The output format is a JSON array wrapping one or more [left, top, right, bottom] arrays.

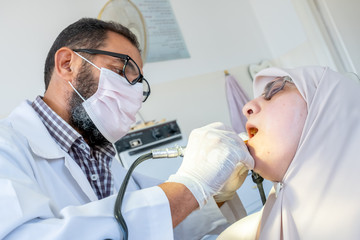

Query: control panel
[[114, 120, 182, 155]]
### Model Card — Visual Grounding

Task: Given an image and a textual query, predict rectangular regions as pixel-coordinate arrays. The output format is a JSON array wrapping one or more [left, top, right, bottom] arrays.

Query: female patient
[[218, 66, 360, 239]]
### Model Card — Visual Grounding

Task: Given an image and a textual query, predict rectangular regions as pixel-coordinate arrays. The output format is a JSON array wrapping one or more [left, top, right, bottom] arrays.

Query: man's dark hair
[[44, 18, 140, 90]]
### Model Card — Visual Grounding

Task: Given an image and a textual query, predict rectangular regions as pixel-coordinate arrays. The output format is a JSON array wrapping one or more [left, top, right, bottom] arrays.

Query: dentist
[[0, 18, 253, 239]]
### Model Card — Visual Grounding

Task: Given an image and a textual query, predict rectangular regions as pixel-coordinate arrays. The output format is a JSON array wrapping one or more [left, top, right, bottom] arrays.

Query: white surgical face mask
[[69, 53, 143, 143]]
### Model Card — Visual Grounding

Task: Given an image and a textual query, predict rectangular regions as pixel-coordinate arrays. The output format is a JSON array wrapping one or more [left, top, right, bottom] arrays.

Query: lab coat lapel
[[9, 100, 98, 201], [9, 101, 64, 159]]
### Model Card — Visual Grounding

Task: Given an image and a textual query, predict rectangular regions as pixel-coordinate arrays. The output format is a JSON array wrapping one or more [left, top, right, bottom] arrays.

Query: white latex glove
[[213, 164, 248, 203], [214, 133, 253, 203], [167, 122, 254, 208]]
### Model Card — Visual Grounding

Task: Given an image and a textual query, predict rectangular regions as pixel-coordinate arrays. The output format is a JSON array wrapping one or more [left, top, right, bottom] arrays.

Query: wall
[[139, 65, 253, 138], [144, 0, 272, 84], [0, 0, 109, 117], [249, 0, 338, 70], [310, 0, 360, 74]]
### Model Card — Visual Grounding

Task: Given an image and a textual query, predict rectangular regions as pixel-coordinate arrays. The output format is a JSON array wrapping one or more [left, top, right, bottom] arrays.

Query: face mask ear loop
[[68, 81, 86, 102], [73, 51, 101, 71], [69, 51, 101, 102]]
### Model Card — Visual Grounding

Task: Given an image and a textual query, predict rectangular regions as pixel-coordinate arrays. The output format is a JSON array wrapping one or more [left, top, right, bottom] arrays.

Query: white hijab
[[219, 66, 360, 239]]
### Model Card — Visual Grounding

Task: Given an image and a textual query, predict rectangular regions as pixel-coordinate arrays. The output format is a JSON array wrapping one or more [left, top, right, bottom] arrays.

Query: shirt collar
[[32, 96, 81, 153], [31, 96, 115, 157]]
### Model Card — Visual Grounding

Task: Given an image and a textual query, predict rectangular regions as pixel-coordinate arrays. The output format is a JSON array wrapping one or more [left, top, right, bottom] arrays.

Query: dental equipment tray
[[114, 120, 182, 155]]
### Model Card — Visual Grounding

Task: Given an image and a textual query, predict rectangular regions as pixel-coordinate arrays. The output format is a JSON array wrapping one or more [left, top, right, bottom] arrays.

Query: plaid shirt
[[32, 96, 115, 199]]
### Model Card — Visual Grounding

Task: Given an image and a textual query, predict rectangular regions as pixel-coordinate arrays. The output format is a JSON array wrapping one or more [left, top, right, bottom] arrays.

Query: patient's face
[[242, 80, 307, 182]]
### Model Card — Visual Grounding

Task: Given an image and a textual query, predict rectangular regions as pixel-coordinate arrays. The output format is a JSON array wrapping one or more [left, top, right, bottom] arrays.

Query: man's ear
[[54, 47, 80, 84]]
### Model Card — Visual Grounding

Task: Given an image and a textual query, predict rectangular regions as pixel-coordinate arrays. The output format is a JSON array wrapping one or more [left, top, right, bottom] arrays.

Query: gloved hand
[[167, 122, 254, 208], [214, 132, 253, 203], [213, 164, 248, 203]]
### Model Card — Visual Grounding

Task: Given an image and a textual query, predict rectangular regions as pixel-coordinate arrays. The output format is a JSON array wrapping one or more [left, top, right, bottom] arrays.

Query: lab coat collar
[[8, 100, 65, 159], [8, 100, 99, 201]]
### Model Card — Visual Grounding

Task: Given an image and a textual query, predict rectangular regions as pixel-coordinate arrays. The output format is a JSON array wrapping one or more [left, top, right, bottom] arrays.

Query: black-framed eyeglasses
[[262, 76, 293, 100], [73, 48, 150, 102]]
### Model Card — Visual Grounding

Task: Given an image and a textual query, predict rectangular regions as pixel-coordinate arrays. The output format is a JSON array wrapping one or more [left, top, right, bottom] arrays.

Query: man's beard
[[68, 63, 110, 148]]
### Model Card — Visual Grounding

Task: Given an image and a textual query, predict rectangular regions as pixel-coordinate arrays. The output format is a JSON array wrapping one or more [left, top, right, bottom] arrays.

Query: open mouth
[[248, 127, 258, 138]]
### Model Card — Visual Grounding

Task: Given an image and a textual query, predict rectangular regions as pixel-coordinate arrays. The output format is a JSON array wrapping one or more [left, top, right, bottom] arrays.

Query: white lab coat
[[0, 101, 230, 240]]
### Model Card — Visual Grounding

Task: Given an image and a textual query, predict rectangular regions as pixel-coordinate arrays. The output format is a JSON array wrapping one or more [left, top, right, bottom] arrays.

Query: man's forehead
[[104, 32, 141, 62]]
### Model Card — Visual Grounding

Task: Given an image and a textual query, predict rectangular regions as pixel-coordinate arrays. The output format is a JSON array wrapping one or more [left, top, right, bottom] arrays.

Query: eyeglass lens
[[115, 57, 150, 102], [111, 57, 150, 102], [263, 77, 287, 100], [124, 59, 141, 83], [141, 79, 150, 102]]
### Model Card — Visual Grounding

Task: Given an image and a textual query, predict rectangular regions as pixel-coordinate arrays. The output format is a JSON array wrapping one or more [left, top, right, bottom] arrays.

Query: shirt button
[[80, 144, 86, 150], [91, 174, 98, 181]]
